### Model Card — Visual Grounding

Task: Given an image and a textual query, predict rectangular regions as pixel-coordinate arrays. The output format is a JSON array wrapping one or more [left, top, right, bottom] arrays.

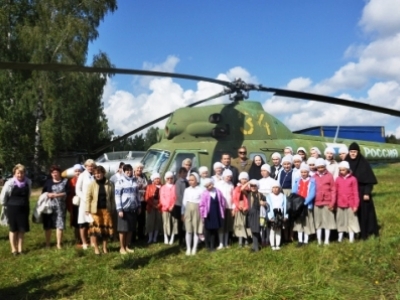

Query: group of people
[[0, 142, 379, 255]]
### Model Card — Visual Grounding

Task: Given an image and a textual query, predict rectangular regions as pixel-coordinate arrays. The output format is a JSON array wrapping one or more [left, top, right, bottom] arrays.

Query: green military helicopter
[[1, 62, 400, 179]]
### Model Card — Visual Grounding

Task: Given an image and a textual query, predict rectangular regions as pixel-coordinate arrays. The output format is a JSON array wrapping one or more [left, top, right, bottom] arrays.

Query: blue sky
[[88, 0, 400, 137]]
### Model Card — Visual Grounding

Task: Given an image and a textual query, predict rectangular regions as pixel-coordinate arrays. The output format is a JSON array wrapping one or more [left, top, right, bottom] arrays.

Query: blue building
[[293, 126, 385, 143]]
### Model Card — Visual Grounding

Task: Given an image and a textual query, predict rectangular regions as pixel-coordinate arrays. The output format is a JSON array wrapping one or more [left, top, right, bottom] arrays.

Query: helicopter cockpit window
[[142, 150, 170, 174], [167, 153, 198, 175], [249, 153, 267, 163]]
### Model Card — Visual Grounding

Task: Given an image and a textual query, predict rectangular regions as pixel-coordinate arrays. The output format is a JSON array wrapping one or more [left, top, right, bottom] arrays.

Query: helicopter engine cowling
[[186, 122, 217, 137], [165, 124, 185, 139]]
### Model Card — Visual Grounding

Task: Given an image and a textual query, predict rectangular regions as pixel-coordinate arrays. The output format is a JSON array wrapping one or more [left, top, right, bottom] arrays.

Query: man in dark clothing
[[174, 167, 188, 246], [221, 153, 239, 186]]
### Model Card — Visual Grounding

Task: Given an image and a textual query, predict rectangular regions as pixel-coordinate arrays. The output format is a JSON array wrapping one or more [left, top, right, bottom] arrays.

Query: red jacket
[[313, 171, 336, 207], [159, 184, 176, 212], [232, 185, 249, 212], [144, 184, 162, 212], [335, 174, 359, 209]]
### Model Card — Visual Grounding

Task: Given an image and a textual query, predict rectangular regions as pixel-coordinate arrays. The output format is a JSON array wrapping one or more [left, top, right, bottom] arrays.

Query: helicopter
[[1, 61, 400, 180]]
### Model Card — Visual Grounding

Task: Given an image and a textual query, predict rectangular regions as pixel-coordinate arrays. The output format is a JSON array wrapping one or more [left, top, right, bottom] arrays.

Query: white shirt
[[326, 160, 339, 180], [215, 180, 234, 209], [181, 186, 203, 214], [258, 176, 275, 195]]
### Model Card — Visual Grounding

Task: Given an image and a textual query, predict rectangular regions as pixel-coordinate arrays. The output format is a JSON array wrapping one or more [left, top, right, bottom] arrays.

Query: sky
[[88, 0, 400, 138]]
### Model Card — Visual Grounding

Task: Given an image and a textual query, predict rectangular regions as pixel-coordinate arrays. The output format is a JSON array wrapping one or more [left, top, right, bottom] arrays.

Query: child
[[212, 162, 224, 183], [296, 147, 308, 161], [267, 180, 287, 250], [325, 147, 339, 179], [181, 172, 203, 255], [292, 154, 302, 184], [215, 169, 234, 249], [307, 157, 317, 176], [335, 161, 360, 243], [291, 163, 316, 247], [246, 179, 267, 252], [144, 173, 162, 244], [310, 147, 321, 158], [199, 178, 226, 251], [270, 152, 282, 180], [160, 171, 177, 245], [198, 166, 209, 188], [258, 164, 275, 246], [313, 158, 337, 245], [232, 172, 251, 247], [277, 155, 294, 196], [338, 146, 349, 161]]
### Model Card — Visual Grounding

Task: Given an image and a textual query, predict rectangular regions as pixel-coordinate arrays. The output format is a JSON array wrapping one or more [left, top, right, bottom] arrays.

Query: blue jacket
[[291, 177, 316, 209]]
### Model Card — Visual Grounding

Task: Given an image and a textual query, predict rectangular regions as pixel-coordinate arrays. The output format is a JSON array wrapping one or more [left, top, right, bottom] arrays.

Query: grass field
[[0, 165, 399, 300]]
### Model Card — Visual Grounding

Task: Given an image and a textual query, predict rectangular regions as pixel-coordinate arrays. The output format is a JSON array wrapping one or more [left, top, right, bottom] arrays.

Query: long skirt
[[337, 207, 360, 233], [358, 195, 379, 239], [162, 211, 178, 235], [314, 206, 336, 230], [88, 209, 114, 238], [146, 209, 162, 233], [184, 202, 203, 234], [219, 209, 233, 233], [233, 210, 251, 238], [293, 209, 315, 235]]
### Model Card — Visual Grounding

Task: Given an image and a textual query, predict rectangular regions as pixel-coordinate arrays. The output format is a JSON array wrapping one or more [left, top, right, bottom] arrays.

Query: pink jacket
[[313, 171, 336, 207], [335, 174, 359, 209], [199, 189, 225, 219], [159, 184, 176, 212]]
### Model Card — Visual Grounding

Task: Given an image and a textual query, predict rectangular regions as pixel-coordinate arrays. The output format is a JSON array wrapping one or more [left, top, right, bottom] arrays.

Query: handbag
[[72, 195, 80, 206], [0, 206, 8, 226]]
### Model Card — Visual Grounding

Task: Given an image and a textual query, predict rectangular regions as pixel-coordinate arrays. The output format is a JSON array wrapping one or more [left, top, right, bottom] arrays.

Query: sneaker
[[217, 244, 224, 250], [82, 244, 88, 250], [191, 248, 197, 255], [276, 246, 281, 250], [126, 248, 135, 253], [185, 249, 191, 256], [271, 246, 276, 251]]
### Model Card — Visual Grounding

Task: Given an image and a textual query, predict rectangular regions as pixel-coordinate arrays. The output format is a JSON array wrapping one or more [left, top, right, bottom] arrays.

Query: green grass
[[1, 165, 400, 299]]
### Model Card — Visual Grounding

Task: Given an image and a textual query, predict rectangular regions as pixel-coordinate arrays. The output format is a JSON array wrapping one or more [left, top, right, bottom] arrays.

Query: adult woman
[[76, 159, 96, 249], [248, 155, 265, 180], [345, 142, 379, 240], [42, 165, 68, 249], [0, 164, 32, 255], [86, 166, 115, 255], [66, 164, 83, 245]]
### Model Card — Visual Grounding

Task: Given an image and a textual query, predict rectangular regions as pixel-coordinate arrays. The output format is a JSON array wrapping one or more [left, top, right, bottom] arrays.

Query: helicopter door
[[166, 151, 198, 177]]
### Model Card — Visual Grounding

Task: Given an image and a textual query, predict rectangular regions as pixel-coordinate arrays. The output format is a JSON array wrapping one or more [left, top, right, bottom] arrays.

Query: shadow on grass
[[113, 244, 182, 270], [0, 274, 83, 300]]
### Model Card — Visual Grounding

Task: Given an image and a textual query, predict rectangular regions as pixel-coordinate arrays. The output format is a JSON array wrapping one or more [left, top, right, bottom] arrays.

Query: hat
[[202, 178, 214, 187], [198, 166, 208, 175], [297, 147, 307, 154], [300, 162, 310, 172], [164, 171, 174, 179], [310, 147, 321, 155], [349, 142, 360, 151], [271, 180, 281, 188], [339, 146, 349, 154], [238, 172, 249, 180], [324, 147, 335, 155], [261, 164, 271, 173], [73, 164, 84, 171], [307, 157, 316, 165], [271, 152, 281, 159], [281, 155, 293, 164], [190, 172, 200, 183], [151, 173, 161, 181], [338, 161, 350, 169], [213, 162, 224, 170], [315, 158, 326, 167], [284, 146, 293, 154], [248, 179, 259, 188], [293, 154, 302, 162], [222, 169, 233, 178]]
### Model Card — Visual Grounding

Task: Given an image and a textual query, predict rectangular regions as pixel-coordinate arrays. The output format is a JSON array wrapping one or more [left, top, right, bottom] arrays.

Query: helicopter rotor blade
[[0, 62, 232, 88], [91, 91, 228, 155], [258, 86, 400, 117]]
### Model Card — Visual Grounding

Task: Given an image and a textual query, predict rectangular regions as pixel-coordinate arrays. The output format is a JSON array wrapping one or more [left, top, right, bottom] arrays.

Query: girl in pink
[[335, 161, 360, 243], [160, 171, 177, 245]]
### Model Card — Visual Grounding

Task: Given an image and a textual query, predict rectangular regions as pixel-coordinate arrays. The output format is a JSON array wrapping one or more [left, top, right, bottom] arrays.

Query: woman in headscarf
[[248, 155, 265, 180], [345, 142, 379, 240]]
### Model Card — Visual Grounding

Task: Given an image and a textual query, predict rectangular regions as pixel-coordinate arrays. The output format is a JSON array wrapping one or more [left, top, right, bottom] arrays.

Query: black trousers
[[172, 205, 185, 245]]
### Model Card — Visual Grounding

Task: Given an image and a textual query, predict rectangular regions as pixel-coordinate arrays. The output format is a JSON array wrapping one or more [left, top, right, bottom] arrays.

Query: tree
[[0, 0, 117, 175], [144, 127, 159, 150]]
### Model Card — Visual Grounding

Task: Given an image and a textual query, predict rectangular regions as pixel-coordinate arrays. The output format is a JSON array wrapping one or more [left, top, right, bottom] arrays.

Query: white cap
[[249, 179, 259, 188], [222, 169, 233, 178], [339, 146, 349, 154], [293, 154, 302, 162], [315, 158, 326, 167], [271, 180, 281, 188], [213, 162, 224, 170], [73, 164, 84, 171], [164, 171, 174, 179], [189, 172, 200, 183], [238, 172, 249, 180], [151, 173, 161, 181], [324, 147, 335, 155], [297, 147, 307, 154], [338, 161, 350, 169], [202, 178, 214, 186], [300, 162, 310, 172], [271, 152, 281, 159], [307, 157, 316, 165], [261, 164, 271, 173], [284, 146, 293, 154], [281, 155, 293, 164], [198, 166, 208, 175], [310, 147, 321, 155]]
